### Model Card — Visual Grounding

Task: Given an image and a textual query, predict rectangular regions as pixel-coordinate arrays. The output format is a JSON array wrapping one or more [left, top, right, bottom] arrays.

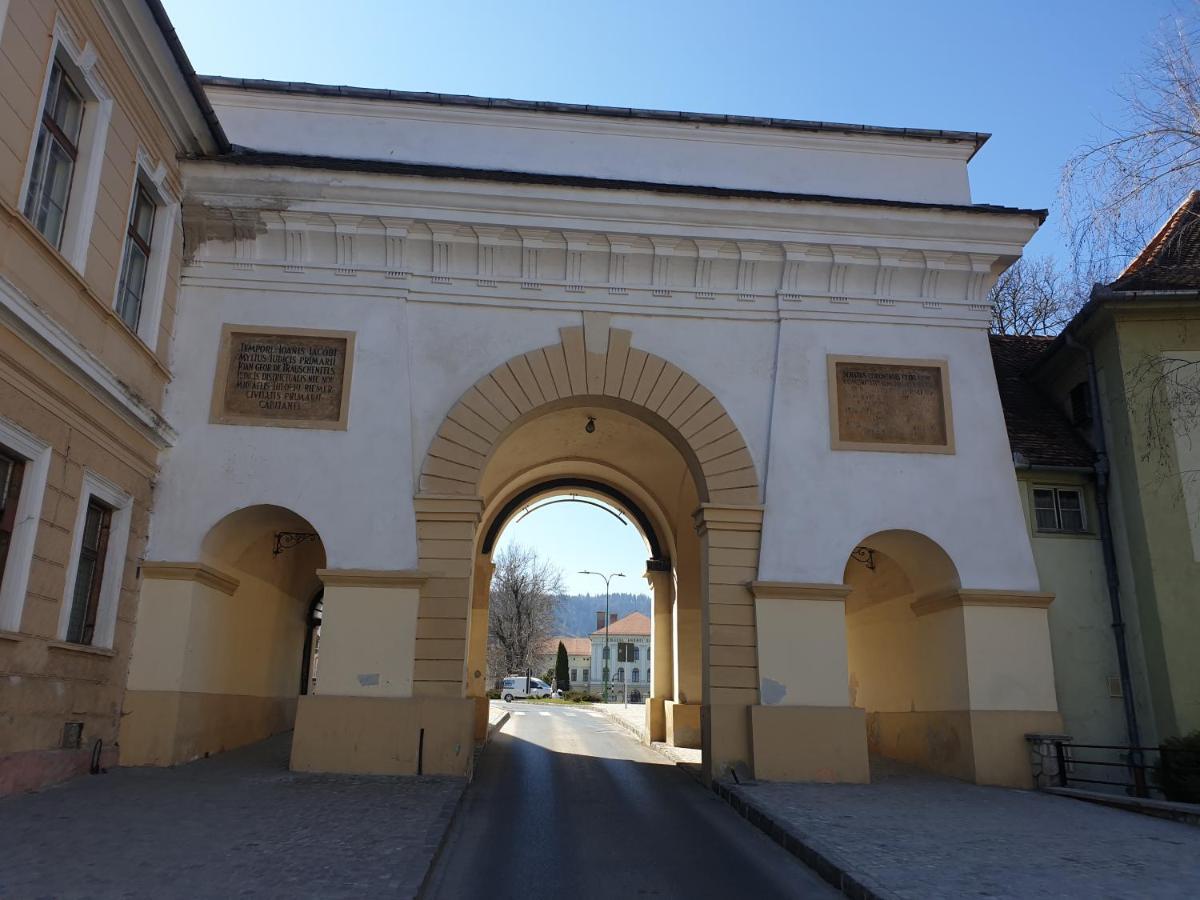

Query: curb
[[592, 704, 648, 743], [710, 780, 898, 900], [414, 778, 470, 899], [486, 710, 511, 744], [416, 707, 508, 899]]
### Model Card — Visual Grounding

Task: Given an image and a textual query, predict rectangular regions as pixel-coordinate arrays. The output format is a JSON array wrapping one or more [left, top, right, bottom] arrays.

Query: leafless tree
[[1127, 346, 1200, 490], [487, 543, 563, 681], [1062, 4, 1200, 279], [989, 256, 1088, 335]]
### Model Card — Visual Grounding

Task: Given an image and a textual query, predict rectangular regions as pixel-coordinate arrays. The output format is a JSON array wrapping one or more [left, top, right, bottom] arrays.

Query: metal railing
[[1053, 741, 1155, 797], [1028, 734, 1199, 800]]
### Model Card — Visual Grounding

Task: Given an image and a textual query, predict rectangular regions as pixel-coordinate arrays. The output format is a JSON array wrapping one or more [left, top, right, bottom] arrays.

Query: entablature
[[181, 161, 1040, 327]]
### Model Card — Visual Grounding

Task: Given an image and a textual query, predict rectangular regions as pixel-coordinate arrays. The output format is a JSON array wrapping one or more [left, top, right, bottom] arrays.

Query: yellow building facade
[[0, 0, 222, 793]]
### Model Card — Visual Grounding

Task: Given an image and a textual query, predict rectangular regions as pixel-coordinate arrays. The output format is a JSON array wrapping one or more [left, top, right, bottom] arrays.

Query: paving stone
[[729, 757, 1200, 899], [0, 734, 465, 900]]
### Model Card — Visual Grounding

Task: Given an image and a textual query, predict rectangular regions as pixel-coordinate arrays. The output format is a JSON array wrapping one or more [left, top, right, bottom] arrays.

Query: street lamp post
[[580, 570, 624, 703]]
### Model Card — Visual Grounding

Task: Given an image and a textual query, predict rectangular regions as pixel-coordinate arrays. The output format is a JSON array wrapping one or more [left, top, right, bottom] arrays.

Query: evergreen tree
[[555, 640, 570, 692]]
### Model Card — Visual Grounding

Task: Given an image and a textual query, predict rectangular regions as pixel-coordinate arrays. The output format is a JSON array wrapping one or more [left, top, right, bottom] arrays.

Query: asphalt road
[[421, 703, 836, 900]]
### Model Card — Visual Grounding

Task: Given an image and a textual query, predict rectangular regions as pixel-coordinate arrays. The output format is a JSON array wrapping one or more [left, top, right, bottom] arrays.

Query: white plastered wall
[[758, 320, 1041, 591]]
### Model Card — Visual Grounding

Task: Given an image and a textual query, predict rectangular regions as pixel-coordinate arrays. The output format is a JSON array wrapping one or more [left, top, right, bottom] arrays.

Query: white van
[[500, 675, 554, 701]]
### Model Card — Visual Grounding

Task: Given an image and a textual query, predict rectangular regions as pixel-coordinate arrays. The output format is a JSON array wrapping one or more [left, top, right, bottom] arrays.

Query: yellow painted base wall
[[665, 700, 701, 748], [119, 690, 296, 766], [290, 694, 476, 776], [751, 705, 870, 783], [646, 697, 666, 742], [867, 708, 1063, 787]]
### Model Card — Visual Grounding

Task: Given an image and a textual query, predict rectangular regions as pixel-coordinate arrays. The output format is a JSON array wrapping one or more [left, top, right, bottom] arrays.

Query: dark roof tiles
[[989, 334, 1095, 469], [1110, 191, 1200, 292]]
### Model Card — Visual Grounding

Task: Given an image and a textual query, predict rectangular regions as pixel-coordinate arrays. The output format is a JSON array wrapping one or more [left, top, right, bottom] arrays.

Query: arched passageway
[[120, 505, 326, 766], [292, 320, 765, 782], [843, 529, 1060, 783]]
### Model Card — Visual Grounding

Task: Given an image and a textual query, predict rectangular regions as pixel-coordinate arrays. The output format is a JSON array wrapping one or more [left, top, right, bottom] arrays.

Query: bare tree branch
[[487, 543, 563, 682], [989, 256, 1088, 335], [1062, 3, 1200, 279]]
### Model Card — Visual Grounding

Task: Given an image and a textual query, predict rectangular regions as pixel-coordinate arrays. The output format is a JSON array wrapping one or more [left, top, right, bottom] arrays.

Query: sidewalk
[[721, 757, 1200, 899], [594, 702, 703, 768], [0, 734, 465, 900]]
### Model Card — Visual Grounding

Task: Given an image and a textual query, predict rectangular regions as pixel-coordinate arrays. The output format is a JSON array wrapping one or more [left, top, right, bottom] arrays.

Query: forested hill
[[555, 592, 651, 636]]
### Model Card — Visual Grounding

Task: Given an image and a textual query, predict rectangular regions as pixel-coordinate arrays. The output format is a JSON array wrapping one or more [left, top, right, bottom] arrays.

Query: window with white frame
[[0, 419, 51, 634], [58, 470, 131, 648], [22, 60, 84, 249], [19, 20, 113, 272], [1032, 487, 1087, 533], [112, 154, 177, 345], [115, 181, 156, 331]]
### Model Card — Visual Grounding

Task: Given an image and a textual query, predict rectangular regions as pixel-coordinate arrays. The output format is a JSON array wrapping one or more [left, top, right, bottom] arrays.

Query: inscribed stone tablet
[[212, 326, 354, 429], [829, 357, 953, 452]]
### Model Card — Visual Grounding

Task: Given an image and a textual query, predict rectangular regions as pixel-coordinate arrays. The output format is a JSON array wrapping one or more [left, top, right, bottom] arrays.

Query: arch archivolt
[[419, 318, 759, 506], [413, 319, 766, 779]]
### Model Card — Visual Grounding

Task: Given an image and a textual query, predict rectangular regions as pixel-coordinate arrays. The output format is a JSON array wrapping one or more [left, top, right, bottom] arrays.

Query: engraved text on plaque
[[212, 326, 355, 429], [829, 356, 953, 452]]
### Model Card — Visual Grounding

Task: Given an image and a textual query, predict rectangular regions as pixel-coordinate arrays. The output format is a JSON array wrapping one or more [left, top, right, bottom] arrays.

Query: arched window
[[632, 668, 640, 683], [617, 667, 625, 682], [602, 646, 610, 660], [631, 645, 639, 661]]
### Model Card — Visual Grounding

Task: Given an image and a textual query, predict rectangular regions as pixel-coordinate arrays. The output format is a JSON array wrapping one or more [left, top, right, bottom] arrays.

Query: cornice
[[0, 273, 177, 450], [910, 588, 1055, 617], [693, 504, 765, 534], [94, 0, 223, 154], [180, 201, 1019, 325], [141, 561, 240, 595], [317, 568, 427, 588], [750, 581, 853, 602]]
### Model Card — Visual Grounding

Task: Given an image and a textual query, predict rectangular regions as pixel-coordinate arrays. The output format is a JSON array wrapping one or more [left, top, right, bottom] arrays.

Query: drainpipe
[[1062, 331, 1146, 789]]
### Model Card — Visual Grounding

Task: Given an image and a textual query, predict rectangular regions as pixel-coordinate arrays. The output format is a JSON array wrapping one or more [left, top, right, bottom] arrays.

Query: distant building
[[537, 636, 592, 690], [588, 611, 650, 700], [987, 192, 1200, 753]]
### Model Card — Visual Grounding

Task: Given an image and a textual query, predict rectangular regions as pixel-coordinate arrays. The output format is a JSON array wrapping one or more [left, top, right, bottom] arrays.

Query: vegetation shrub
[[565, 690, 601, 703], [1156, 730, 1200, 804]]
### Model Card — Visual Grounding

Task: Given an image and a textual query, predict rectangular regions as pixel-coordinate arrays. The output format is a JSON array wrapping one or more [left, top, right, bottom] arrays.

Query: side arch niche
[[121, 504, 326, 766]]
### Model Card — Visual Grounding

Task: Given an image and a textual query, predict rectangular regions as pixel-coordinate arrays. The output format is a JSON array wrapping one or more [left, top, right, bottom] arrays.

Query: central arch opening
[[463, 402, 708, 766]]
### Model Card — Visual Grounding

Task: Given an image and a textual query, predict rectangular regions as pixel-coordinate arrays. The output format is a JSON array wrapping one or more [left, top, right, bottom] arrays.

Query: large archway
[[120, 504, 326, 766], [412, 320, 764, 782]]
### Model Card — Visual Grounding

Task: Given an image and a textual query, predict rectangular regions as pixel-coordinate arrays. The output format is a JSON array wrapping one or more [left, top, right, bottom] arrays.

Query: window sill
[[0, 630, 24, 643], [46, 639, 115, 658], [0, 201, 169, 376], [1033, 529, 1095, 539]]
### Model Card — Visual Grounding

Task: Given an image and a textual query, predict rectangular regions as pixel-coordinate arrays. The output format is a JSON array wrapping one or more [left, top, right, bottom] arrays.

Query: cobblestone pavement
[[730, 757, 1200, 899], [0, 734, 465, 900]]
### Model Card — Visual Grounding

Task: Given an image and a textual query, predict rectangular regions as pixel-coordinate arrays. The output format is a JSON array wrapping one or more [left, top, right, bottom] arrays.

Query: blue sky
[[495, 501, 651, 596], [164, 1, 1182, 590], [166, 0, 1181, 259]]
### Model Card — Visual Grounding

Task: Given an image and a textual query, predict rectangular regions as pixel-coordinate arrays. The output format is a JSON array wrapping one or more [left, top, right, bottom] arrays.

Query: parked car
[[500, 676, 554, 701]]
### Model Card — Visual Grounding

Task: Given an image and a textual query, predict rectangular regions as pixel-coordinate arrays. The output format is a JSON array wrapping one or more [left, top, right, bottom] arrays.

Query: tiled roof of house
[[989, 334, 1096, 469], [539, 636, 592, 657], [1110, 190, 1200, 292], [590, 611, 651, 637]]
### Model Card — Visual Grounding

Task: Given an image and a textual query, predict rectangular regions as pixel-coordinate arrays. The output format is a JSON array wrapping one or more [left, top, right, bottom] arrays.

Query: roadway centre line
[[539, 711, 551, 717]]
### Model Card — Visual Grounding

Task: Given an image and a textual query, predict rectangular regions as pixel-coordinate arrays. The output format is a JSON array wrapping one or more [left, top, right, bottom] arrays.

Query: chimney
[[596, 611, 605, 630], [610, 612, 618, 625]]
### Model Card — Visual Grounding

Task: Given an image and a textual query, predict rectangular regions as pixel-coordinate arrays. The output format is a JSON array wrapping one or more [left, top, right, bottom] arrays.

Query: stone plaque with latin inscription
[[829, 356, 953, 453], [211, 326, 355, 429]]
